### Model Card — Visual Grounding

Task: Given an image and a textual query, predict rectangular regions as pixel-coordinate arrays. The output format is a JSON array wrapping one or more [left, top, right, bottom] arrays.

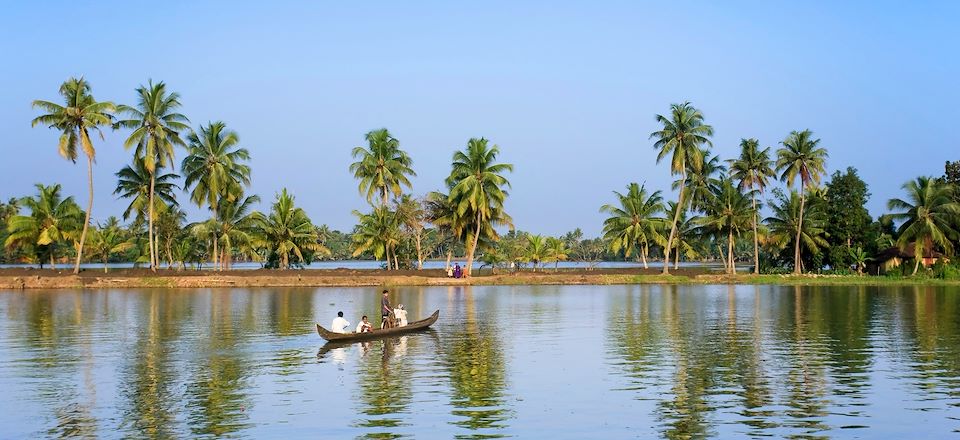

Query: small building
[[868, 243, 946, 275]]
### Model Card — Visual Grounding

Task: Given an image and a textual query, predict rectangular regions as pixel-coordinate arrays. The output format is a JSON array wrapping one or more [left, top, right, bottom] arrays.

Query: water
[[0, 285, 957, 439]]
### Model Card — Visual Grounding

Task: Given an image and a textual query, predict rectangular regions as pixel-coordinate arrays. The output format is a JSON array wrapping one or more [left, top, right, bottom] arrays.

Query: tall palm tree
[[679, 150, 725, 213], [886, 177, 960, 275], [698, 179, 754, 274], [211, 192, 260, 270], [395, 194, 427, 269], [764, 189, 829, 272], [600, 183, 666, 268], [665, 201, 701, 269], [114, 159, 179, 223], [729, 138, 775, 274], [5, 184, 84, 268], [776, 129, 828, 274], [181, 121, 252, 270], [31, 77, 115, 273], [351, 205, 401, 269], [447, 138, 514, 277], [425, 190, 465, 271], [252, 189, 323, 270], [114, 80, 189, 270], [349, 128, 416, 207], [650, 102, 714, 274]]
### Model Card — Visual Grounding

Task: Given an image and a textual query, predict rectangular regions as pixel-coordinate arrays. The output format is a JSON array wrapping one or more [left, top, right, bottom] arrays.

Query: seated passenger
[[331, 311, 350, 334], [356, 315, 373, 333]]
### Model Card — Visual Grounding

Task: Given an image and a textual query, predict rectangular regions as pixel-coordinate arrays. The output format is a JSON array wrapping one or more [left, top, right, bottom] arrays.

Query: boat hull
[[316, 310, 439, 342]]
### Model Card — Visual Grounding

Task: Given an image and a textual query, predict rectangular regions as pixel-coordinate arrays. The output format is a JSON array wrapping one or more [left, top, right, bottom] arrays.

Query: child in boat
[[394, 304, 408, 327], [356, 315, 373, 333]]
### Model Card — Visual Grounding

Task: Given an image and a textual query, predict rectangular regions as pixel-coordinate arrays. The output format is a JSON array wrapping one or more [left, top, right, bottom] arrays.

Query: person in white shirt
[[356, 315, 373, 333], [331, 311, 350, 333], [394, 304, 408, 327]]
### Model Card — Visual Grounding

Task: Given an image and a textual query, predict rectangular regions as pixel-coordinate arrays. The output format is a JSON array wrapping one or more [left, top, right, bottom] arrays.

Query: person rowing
[[381, 289, 393, 329]]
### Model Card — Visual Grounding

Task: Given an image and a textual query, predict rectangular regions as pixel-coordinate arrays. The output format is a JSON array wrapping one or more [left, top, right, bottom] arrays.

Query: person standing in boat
[[356, 315, 373, 333], [394, 304, 408, 327], [381, 289, 394, 329], [331, 311, 350, 334]]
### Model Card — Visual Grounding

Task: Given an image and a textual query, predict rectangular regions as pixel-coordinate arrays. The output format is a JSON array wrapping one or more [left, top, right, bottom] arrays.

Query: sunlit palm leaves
[[252, 189, 323, 269], [349, 128, 416, 206], [600, 183, 665, 268], [4, 184, 84, 267], [114, 159, 179, 222], [885, 177, 960, 275], [764, 189, 828, 272], [776, 130, 828, 274], [730, 138, 775, 274], [698, 179, 754, 273]]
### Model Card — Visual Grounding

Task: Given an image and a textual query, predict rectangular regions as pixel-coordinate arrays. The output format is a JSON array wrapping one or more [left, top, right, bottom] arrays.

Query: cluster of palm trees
[[13, 77, 325, 271], [350, 132, 513, 276]]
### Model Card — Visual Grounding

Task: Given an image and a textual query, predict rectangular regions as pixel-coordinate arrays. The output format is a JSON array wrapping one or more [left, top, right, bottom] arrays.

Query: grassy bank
[[2, 268, 959, 290]]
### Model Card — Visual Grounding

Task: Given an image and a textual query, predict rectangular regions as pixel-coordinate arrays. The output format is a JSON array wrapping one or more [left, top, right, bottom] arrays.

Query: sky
[[1, 1, 957, 237]]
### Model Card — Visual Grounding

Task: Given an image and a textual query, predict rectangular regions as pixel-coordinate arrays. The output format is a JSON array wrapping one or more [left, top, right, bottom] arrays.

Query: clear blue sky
[[1, 1, 957, 236]]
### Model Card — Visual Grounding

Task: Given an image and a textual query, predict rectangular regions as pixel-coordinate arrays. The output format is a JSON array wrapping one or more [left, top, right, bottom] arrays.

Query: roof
[[874, 243, 945, 261]]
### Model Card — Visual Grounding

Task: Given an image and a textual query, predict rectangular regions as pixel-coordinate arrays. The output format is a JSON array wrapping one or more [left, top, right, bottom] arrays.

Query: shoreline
[[1, 268, 958, 289]]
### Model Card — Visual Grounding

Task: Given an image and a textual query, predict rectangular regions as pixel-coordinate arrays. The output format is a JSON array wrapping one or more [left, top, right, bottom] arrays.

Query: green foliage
[[886, 176, 960, 275], [253, 189, 325, 269], [600, 183, 665, 265], [349, 128, 416, 206], [4, 184, 84, 267], [764, 188, 829, 272], [823, 167, 875, 269]]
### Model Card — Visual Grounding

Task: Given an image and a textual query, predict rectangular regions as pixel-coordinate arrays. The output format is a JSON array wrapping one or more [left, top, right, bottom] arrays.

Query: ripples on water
[[0, 285, 958, 438]]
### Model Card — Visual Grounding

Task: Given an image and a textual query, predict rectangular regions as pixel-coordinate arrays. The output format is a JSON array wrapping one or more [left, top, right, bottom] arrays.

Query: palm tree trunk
[[445, 249, 452, 271], [148, 173, 157, 272], [663, 173, 686, 275], [465, 211, 482, 277], [728, 229, 735, 274], [674, 244, 680, 270], [751, 195, 760, 275], [415, 232, 424, 270], [74, 155, 95, 274], [794, 190, 805, 275], [641, 245, 648, 269], [394, 253, 399, 271], [103, 258, 108, 274], [166, 240, 173, 269], [718, 241, 727, 268], [211, 207, 219, 271]]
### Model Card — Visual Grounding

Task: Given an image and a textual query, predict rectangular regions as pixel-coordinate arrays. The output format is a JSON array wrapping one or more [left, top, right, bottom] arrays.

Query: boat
[[316, 310, 440, 342]]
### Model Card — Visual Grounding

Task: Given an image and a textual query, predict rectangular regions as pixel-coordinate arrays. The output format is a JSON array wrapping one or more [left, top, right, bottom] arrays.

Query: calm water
[[0, 285, 958, 439]]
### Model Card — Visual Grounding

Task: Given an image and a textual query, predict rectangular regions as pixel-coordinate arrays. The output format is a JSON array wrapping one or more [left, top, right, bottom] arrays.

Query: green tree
[[666, 202, 702, 269], [526, 235, 549, 271], [182, 121, 252, 270], [680, 150, 725, 212], [114, 159, 179, 223], [650, 102, 714, 274], [209, 192, 260, 270], [349, 128, 416, 206], [426, 190, 466, 270], [546, 236, 570, 270], [447, 138, 514, 277], [395, 194, 427, 269], [698, 178, 753, 274], [114, 80, 189, 270], [823, 167, 874, 269], [252, 189, 324, 270], [31, 77, 115, 273], [351, 205, 401, 269], [849, 247, 870, 275], [776, 129, 828, 274], [600, 183, 665, 268], [5, 184, 84, 268], [764, 189, 829, 272], [729, 138, 775, 274], [88, 223, 134, 273], [886, 177, 960, 275]]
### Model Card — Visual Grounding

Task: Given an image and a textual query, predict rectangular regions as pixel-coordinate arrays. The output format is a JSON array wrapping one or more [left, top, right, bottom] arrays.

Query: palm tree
[[729, 138, 775, 274], [665, 201, 701, 269], [698, 179, 753, 274], [886, 177, 960, 275], [776, 129, 828, 274], [600, 183, 665, 269], [114, 80, 189, 270], [5, 184, 84, 268], [88, 223, 134, 273], [650, 102, 714, 274], [31, 77, 115, 273], [349, 128, 416, 206], [764, 189, 829, 272], [447, 138, 514, 277], [526, 235, 549, 271], [252, 189, 323, 270], [546, 237, 570, 271], [181, 121, 252, 270], [679, 150, 725, 213], [114, 159, 179, 223], [351, 205, 401, 269], [211, 192, 260, 270], [425, 191, 462, 271], [395, 195, 427, 269]]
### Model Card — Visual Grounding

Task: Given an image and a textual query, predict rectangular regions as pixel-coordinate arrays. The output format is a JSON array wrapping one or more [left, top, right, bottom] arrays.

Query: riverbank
[[1, 267, 957, 289]]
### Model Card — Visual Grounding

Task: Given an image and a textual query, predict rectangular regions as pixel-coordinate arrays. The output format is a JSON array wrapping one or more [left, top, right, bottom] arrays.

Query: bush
[[932, 259, 960, 280]]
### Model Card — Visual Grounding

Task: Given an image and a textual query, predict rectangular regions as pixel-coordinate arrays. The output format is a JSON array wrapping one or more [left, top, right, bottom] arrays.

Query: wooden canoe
[[316, 310, 439, 342]]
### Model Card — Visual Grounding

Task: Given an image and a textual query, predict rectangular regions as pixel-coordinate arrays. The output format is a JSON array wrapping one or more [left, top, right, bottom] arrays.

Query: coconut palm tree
[[349, 128, 416, 207], [546, 237, 570, 271], [729, 138, 775, 274], [526, 235, 550, 271], [31, 77, 115, 273], [181, 121, 252, 270], [114, 159, 179, 223], [776, 129, 828, 274], [351, 205, 401, 269], [886, 177, 960, 275], [679, 150, 725, 213], [5, 184, 84, 268], [849, 247, 870, 275], [650, 102, 714, 274], [395, 194, 427, 269], [252, 189, 323, 270], [88, 223, 134, 273], [665, 201, 701, 269], [600, 183, 665, 269], [114, 80, 189, 270], [447, 138, 514, 277], [698, 179, 754, 274], [211, 192, 260, 270], [425, 190, 462, 270], [764, 189, 829, 272]]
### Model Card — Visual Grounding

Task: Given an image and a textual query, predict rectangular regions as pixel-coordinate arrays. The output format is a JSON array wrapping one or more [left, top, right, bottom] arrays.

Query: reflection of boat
[[316, 310, 439, 342]]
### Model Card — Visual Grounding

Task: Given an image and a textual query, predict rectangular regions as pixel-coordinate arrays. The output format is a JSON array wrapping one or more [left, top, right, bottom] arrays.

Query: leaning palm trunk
[[794, 191, 805, 275], [74, 155, 95, 274], [662, 173, 686, 275], [727, 229, 735, 274], [415, 233, 424, 270], [751, 195, 760, 275], [674, 244, 680, 270], [148, 174, 157, 271], [445, 249, 452, 271], [465, 211, 482, 277], [640, 244, 648, 269]]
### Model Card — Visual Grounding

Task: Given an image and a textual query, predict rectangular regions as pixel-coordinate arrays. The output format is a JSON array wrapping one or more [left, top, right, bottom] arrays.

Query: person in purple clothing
[[453, 263, 462, 279]]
